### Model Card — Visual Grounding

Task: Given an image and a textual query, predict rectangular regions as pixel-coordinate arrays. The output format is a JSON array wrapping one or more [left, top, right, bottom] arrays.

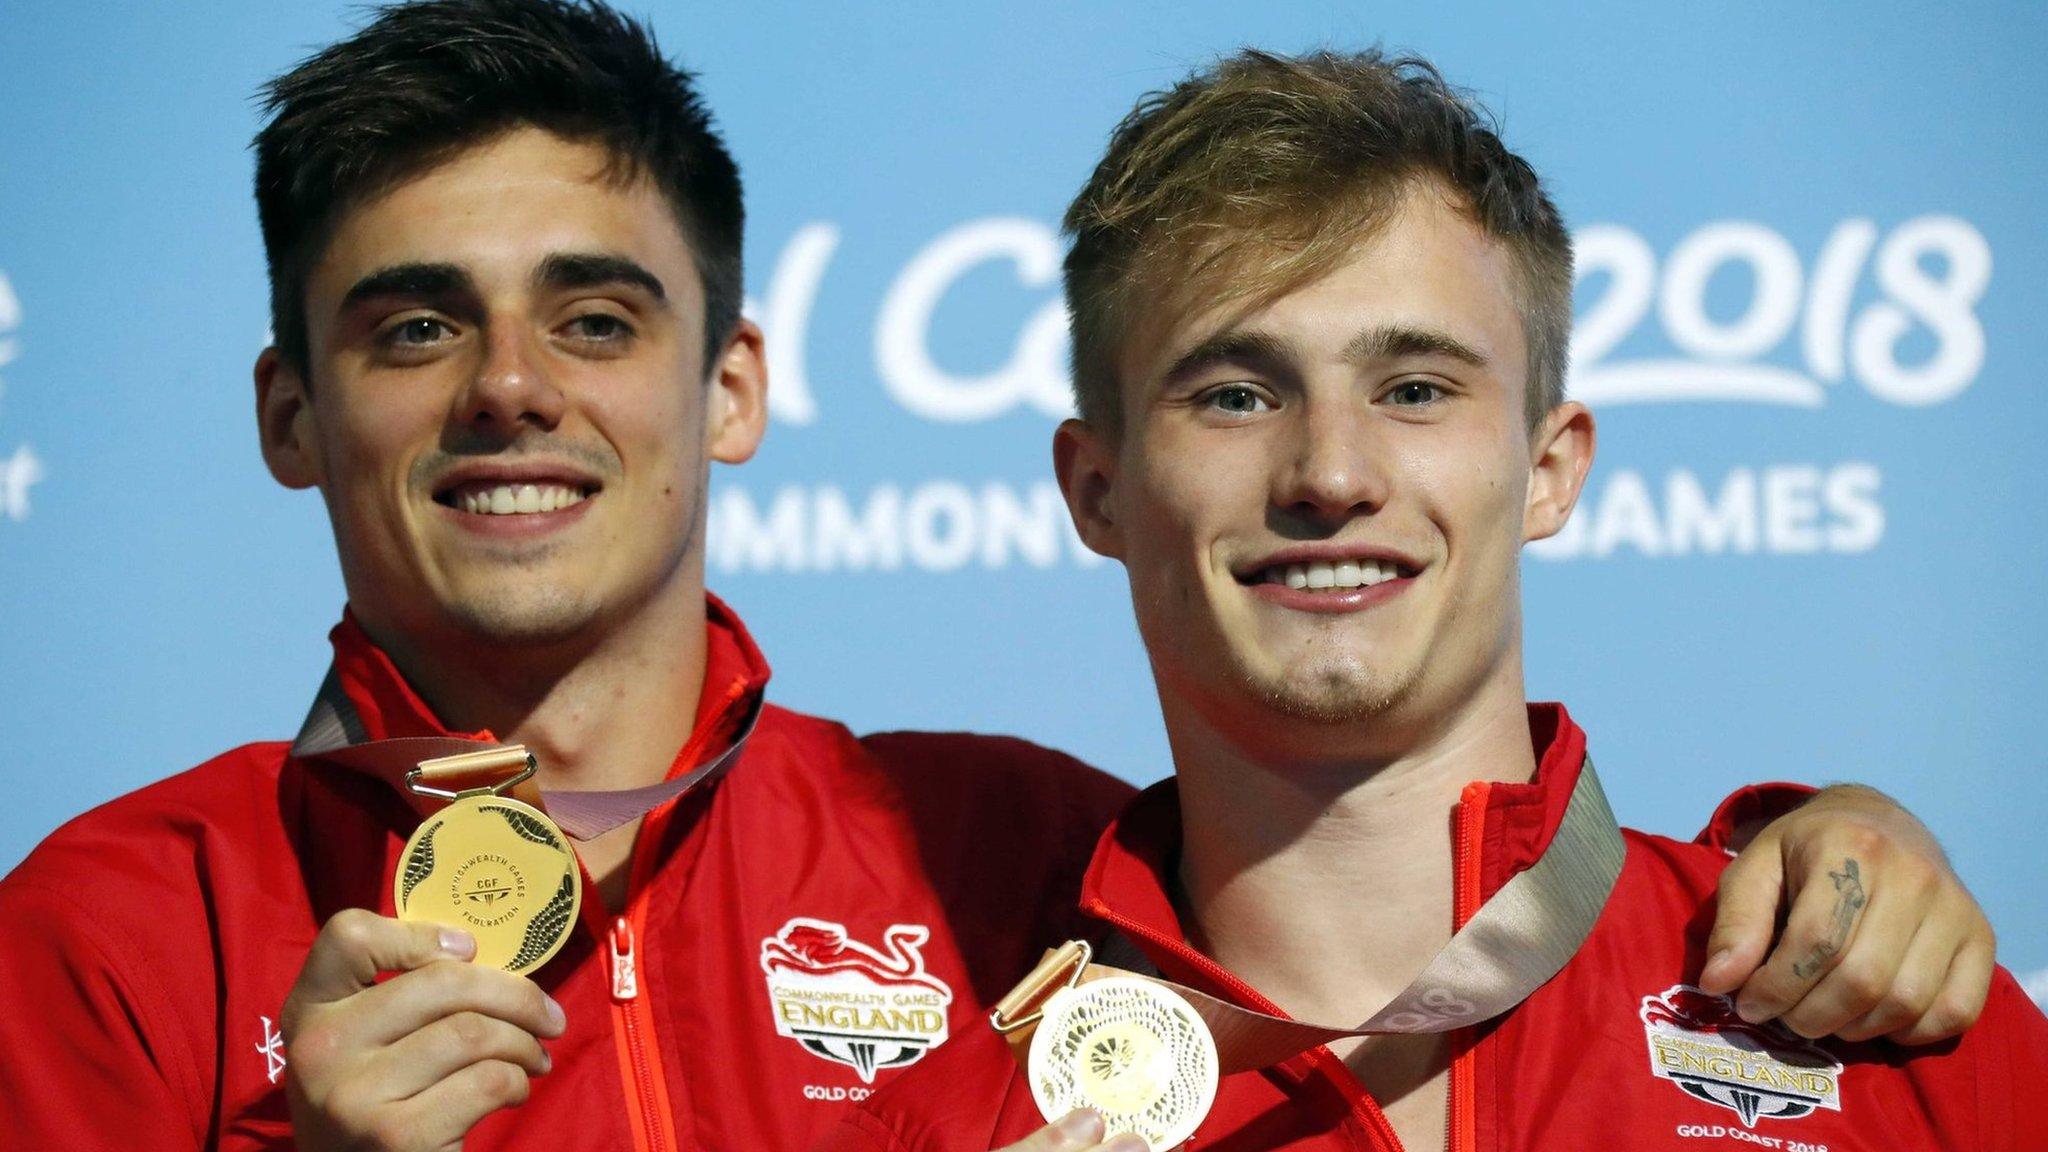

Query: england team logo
[[1641, 985, 1843, 1128], [761, 918, 954, 1082]]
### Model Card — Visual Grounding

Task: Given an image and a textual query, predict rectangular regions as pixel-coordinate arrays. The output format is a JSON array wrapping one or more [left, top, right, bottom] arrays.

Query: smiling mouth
[[1245, 558, 1415, 591], [435, 481, 596, 516]]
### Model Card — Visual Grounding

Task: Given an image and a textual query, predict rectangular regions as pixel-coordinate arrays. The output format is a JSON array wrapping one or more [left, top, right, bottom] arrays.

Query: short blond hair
[[1062, 49, 1573, 435]]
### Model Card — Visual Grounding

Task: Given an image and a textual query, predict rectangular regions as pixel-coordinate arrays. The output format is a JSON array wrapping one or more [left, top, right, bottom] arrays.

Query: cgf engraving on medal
[[449, 853, 526, 927], [1028, 977, 1219, 1151], [394, 765, 580, 976]]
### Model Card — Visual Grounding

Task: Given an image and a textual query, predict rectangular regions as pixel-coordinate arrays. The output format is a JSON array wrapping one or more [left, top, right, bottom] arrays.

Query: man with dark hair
[[0, 3, 1127, 1148], [0, 9, 2005, 1152], [254, 0, 746, 383], [823, 49, 2048, 1152]]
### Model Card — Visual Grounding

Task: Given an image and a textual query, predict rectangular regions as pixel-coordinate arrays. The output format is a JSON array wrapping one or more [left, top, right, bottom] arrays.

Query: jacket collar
[[1076, 702, 1591, 996], [324, 591, 773, 784]]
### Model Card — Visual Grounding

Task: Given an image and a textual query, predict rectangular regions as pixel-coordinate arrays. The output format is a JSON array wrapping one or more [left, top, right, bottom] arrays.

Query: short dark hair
[[254, 0, 743, 376], [1064, 49, 1572, 435]]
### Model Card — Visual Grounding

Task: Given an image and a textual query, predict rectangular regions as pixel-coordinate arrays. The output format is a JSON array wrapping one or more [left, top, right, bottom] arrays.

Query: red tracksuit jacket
[[0, 596, 1134, 1151], [824, 705, 2048, 1152]]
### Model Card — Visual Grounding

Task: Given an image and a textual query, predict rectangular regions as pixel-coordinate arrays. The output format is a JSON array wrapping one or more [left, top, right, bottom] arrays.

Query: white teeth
[[1265, 558, 1405, 590], [454, 483, 588, 515]]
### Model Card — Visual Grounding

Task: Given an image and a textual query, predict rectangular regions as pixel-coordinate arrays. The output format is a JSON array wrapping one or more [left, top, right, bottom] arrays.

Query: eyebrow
[[337, 253, 668, 312], [1160, 330, 1297, 387], [535, 252, 667, 301], [1341, 324, 1489, 368], [340, 262, 474, 309], [1160, 322, 1490, 389]]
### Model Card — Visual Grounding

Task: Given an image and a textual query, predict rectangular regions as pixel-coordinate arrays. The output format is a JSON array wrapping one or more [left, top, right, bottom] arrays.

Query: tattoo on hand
[[1791, 859, 1867, 981]]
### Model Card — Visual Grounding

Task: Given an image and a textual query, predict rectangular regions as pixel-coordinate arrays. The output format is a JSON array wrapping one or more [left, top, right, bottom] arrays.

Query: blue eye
[[1387, 380, 1442, 406], [1205, 384, 1270, 415]]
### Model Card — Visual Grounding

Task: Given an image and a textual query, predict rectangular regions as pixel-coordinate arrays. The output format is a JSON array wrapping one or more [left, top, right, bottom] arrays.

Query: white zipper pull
[[610, 916, 639, 1001]]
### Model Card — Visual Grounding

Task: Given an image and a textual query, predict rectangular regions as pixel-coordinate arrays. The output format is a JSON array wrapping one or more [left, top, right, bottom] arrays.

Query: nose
[[1274, 397, 1390, 522], [454, 324, 566, 434]]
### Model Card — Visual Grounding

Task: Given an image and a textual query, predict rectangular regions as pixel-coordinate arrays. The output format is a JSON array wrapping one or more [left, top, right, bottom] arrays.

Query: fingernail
[[1056, 1109, 1105, 1145], [538, 1046, 553, 1074], [438, 928, 476, 959], [1735, 997, 1768, 1023], [1704, 948, 1731, 974], [544, 994, 566, 1031], [1103, 1135, 1152, 1152]]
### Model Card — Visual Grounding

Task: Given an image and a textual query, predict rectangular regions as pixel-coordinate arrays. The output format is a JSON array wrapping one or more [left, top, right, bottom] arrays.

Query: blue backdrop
[[1, 2, 2042, 996]]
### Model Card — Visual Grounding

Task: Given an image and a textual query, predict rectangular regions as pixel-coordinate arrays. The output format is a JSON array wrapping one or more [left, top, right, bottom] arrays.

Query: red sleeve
[[1976, 969, 2048, 1150], [1693, 781, 1817, 851], [0, 878, 206, 1148]]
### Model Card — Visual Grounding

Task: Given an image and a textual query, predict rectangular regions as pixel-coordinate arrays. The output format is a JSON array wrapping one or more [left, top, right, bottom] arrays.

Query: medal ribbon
[[289, 666, 763, 841], [993, 759, 1626, 1075]]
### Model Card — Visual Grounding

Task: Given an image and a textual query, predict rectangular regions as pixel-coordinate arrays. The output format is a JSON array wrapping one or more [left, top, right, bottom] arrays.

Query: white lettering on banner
[[0, 270, 19, 375], [0, 447, 41, 521], [707, 481, 1103, 574], [872, 218, 1072, 422], [751, 214, 1988, 425], [719, 216, 1975, 574], [0, 269, 43, 523], [1529, 464, 1883, 560], [746, 222, 837, 427], [1571, 217, 1990, 407]]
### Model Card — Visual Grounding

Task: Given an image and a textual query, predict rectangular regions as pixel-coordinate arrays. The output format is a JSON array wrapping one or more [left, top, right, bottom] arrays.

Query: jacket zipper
[[602, 906, 684, 1147], [596, 679, 745, 1152], [603, 785, 692, 1152], [1447, 784, 1488, 1152], [610, 909, 678, 1152]]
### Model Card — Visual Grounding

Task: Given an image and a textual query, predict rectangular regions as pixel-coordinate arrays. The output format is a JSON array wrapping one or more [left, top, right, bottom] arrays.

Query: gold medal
[[1027, 976, 1219, 1151], [393, 748, 581, 976]]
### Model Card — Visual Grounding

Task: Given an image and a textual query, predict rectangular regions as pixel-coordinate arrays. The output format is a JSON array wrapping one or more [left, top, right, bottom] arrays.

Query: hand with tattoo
[[1700, 784, 1995, 1044]]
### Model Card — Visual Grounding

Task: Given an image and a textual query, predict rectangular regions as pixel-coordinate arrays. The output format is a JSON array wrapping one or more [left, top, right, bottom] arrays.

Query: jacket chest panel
[[636, 810, 978, 1148]]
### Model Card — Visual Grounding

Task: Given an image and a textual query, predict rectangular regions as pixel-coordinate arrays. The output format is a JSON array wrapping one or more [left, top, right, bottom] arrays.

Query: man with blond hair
[[822, 49, 2047, 1152]]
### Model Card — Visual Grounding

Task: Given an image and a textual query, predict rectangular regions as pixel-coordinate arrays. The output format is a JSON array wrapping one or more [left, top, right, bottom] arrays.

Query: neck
[[359, 590, 710, 793], [1171, 669, 1535, 1024]]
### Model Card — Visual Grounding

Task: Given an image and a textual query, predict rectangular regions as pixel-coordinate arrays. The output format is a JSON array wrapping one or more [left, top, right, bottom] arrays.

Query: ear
[[255, 347, 321, 490], [1523, 400, 1595, 542], [705, 318, 768, 465], [1052, 418, 1124, 561]]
